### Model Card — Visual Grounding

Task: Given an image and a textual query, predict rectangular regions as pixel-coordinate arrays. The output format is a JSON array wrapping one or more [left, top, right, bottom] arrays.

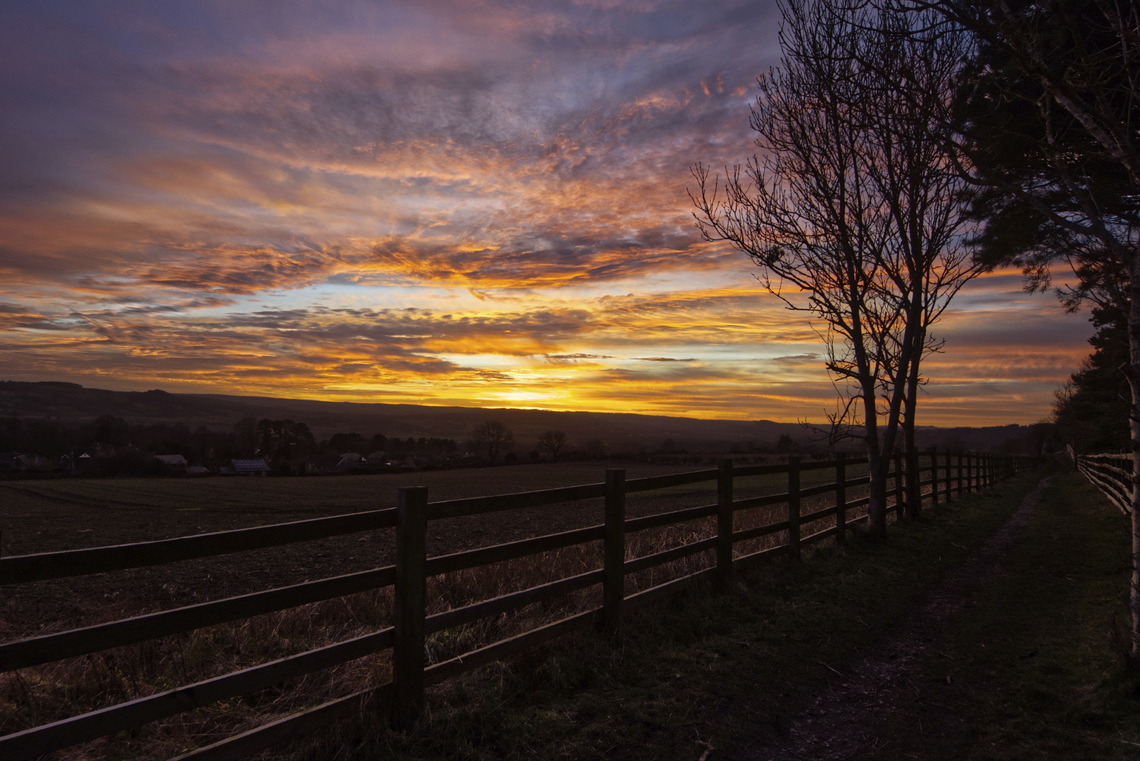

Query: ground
[[742, 477, 1051, 759], [3, 461, 1138, 760], [365, 464, 1140, 761], [0, 462, 703, 638]]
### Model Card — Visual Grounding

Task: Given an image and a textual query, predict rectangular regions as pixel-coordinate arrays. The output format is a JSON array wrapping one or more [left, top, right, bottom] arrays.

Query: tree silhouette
[[932, 0, 1140, 659], [472, 420, 514, 464], [692, 0, 977, 534], [1052, 305, 1130, 453], [537, 429, 567, 462]]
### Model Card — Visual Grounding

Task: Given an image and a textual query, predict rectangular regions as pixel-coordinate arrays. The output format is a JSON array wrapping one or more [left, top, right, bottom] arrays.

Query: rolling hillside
[[0, 381, 1037, 454]]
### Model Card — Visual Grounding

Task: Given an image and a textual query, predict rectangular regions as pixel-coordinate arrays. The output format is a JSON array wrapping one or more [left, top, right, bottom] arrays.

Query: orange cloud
[[0, 1, 1092, 426]]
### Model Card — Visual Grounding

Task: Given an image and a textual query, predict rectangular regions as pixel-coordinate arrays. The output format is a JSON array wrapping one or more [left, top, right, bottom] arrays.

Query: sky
[[0, 0, 1094, 426]]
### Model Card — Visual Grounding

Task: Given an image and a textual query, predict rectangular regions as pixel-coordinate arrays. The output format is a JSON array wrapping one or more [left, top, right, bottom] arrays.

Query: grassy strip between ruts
[[863, 467, 1140, 761], [258, 466, 1091, 761]]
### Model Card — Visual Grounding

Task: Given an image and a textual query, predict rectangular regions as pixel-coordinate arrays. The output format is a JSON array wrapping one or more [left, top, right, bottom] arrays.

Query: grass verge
[[289, 469, 1053, 760], [865, 467, 1140, 761]]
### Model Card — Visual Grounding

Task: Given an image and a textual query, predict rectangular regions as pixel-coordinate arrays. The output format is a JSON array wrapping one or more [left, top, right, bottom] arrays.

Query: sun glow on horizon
[[0, 0, 1097, 428]]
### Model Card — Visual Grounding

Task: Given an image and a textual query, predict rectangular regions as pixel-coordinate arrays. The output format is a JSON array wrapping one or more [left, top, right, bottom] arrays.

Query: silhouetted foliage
[[775, 434, 796, 454], [252, 419, 316, 463], [583, 438, 607, 460], [1053, 305, 1130, 453], [233, 417, 258, 456], [536, 429, 568, 461], [328, 431, 366, 454], [935, 0, 1140, 660], [471, 420, 514, 464]]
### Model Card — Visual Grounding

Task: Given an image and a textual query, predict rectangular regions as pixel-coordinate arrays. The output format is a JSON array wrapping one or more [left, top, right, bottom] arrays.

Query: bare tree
[[472, 420, 514, 464], [866, 5, 982, 515], [692, 0, 977, 535], [537, 429, 567, 462]]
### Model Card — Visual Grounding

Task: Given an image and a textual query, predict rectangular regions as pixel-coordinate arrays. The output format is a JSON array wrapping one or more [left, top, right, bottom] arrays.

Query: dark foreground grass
[[865, 468, 1140, 761], [273, 468, 1087, 761]]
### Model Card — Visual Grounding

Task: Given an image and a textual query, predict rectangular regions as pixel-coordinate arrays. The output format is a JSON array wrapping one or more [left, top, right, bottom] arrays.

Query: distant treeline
[[0, 411, 813, 478], [0, 414, 462, 476], [0, 410, 1052, 479]]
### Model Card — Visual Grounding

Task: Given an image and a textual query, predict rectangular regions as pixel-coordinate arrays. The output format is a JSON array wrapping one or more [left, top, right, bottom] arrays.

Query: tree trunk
[[1128, 253, 1140, 662], [866, 448, 889, 538], [904, 382, 921, 519], [862, 377, 889, 540]]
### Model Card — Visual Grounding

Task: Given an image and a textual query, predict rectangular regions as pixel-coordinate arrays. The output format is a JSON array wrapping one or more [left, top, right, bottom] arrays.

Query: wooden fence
[[1075, 451, 1133, 515], [0, 449, 1029, 760]]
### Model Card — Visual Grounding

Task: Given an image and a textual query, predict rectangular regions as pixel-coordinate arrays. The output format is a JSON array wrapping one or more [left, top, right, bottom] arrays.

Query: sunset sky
[[0, 1, 1093, 426]]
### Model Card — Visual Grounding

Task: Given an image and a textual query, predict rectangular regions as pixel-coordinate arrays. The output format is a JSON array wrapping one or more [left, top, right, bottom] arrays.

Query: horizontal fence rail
[[1074, 451, 1133, 515], [0, 449, 1031, 760], [0, 508, 399, 584]]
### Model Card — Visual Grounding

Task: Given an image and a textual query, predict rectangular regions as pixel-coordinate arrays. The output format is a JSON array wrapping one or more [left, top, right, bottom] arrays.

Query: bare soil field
[[0, 461, 847, 638], [0, 459, 860, 760]]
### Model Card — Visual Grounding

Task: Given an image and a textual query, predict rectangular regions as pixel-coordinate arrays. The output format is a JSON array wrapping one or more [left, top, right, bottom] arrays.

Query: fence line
[[1074, 451, 1133, 515], [0, 449, 1031, 760]]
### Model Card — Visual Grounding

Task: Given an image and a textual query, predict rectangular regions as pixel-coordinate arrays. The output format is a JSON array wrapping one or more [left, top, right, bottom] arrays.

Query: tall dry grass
[[1, 462, 888, 760]]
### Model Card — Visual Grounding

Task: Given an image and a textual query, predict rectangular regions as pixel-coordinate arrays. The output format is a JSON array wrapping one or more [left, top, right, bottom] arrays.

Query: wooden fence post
[[788, 457, 801, 561], [894, 453, 904, 521], [957, 452, 964, 497], [913, 450, 923, 517], [930, 447, 939, 508], [717, 459, 734, 590], [602, 468, 626, 640], [835, 453, 846, 546], [393, 486, 428, 723], [944, 449, 952, 502]]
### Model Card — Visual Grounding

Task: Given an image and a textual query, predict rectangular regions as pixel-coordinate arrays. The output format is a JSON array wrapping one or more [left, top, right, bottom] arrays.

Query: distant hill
[[0, 381, 804, 453], [0, 382, 225, 423], [0, 381, 1039, 454]]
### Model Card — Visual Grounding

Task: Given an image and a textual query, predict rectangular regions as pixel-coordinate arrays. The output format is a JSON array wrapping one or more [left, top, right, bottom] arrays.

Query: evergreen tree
[[1053, 305, 1130, 453]]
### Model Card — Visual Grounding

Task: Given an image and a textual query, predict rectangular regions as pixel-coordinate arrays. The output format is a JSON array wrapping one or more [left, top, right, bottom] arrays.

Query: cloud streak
[[0, 0, 1094, 425]]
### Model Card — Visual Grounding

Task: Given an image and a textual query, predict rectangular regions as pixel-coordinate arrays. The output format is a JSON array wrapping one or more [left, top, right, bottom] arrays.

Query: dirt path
[[735, 476, 1051, 761]]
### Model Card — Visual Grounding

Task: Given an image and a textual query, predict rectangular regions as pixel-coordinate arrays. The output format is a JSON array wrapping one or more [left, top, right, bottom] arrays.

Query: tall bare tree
[[692, 0, 977, 535], [867, 6, 982, 515]]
